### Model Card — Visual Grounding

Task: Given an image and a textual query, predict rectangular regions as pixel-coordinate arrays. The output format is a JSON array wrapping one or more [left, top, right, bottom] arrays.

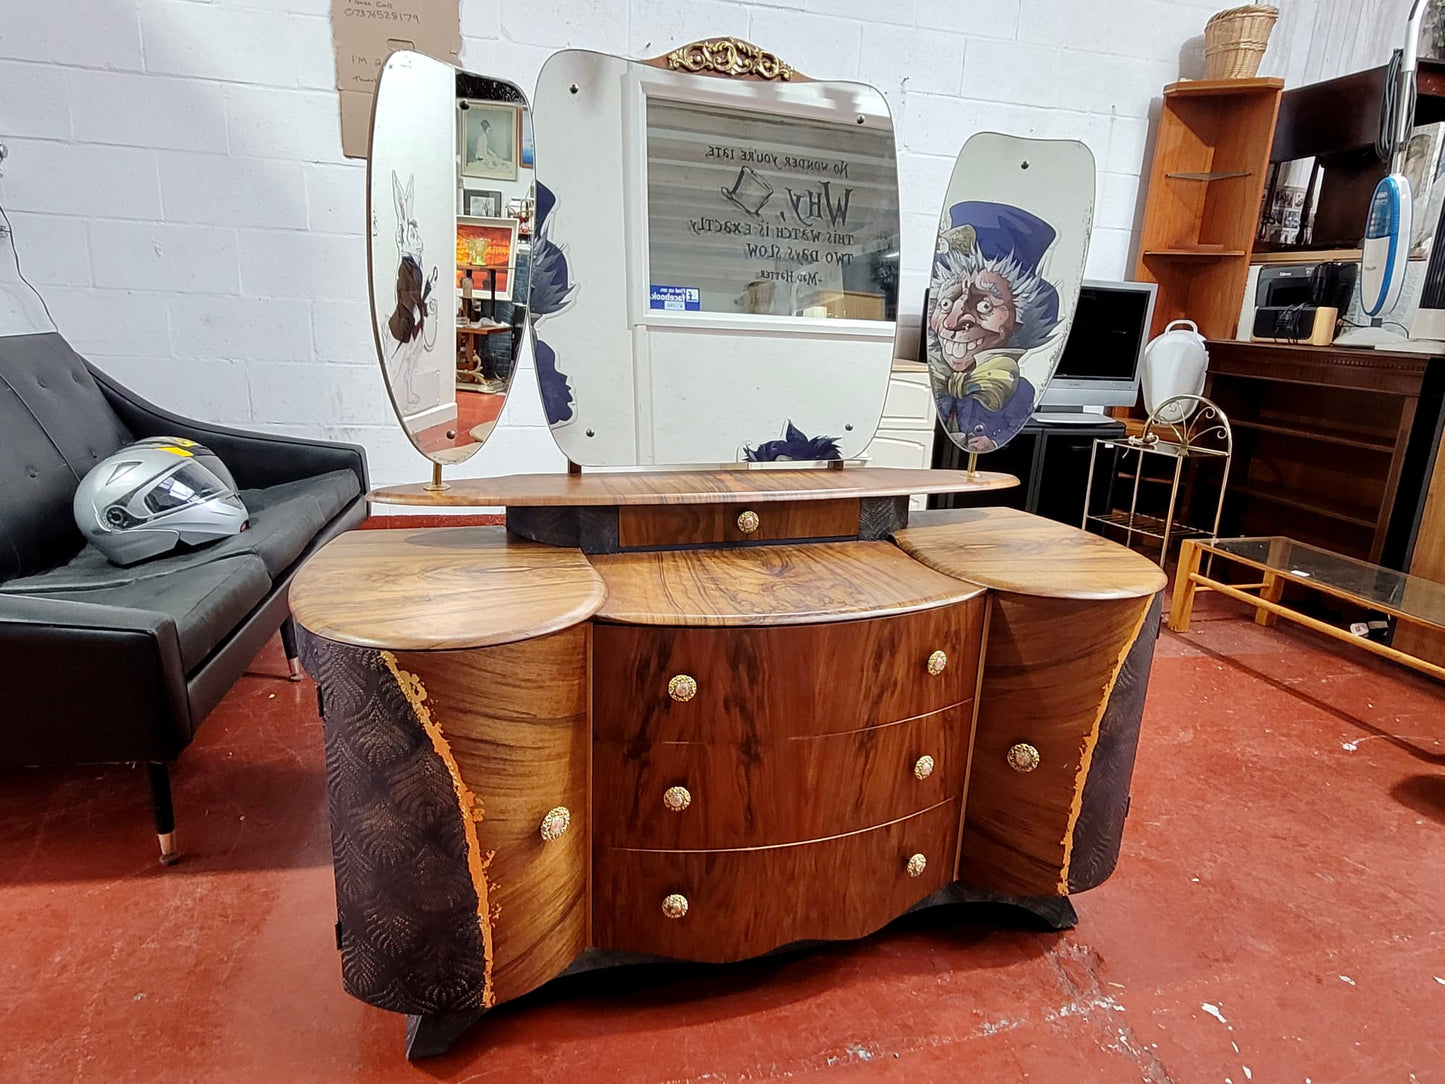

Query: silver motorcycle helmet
[[74, 437, 249, 566], [126, 435, 239, 492]]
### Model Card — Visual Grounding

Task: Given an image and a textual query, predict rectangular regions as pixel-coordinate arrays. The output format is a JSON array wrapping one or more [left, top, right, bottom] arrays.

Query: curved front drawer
[[593, 597, 985, 743], [592, 799, 958, 963], [594, 702, 972, 849]]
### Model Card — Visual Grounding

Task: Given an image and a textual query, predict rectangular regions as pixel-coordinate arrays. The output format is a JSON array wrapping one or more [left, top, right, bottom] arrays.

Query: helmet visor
[[142, 461, 230, 515]]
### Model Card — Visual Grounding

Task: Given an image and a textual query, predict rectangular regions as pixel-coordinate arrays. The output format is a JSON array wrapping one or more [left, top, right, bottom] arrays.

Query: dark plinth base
[[909, 882, 1078, 930], [507, 495, 909, 553], [405, 1009, 488, 1060], [401, 883, 1078, 1059]]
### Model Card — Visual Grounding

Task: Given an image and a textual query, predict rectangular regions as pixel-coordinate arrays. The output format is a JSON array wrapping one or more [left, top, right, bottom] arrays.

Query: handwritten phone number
[[344, 10, 421, 22]]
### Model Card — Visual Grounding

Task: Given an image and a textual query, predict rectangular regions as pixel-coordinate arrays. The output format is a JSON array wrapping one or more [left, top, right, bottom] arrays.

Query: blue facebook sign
[[649, 285, 701, 311]]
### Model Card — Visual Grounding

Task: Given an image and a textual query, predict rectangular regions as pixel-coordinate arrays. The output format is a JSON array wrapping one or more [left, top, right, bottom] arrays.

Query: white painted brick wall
[[0, 0, 1326, 490]]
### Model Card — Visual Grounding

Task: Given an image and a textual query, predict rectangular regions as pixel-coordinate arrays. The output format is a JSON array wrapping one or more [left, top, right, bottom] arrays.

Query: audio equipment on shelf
[[1250, 261, 1357, 345]]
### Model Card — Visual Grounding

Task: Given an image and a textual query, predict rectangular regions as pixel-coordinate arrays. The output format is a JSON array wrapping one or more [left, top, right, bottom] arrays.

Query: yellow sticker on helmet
[[156, 446, 195, 457]]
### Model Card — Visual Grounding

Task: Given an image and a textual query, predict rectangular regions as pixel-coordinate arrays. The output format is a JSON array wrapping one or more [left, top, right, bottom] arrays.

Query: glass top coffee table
[[1167, 536, 1445, 681]]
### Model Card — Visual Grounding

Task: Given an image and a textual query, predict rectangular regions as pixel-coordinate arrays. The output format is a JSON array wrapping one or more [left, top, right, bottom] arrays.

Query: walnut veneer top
[[289, 527, 606, 650], [895, 507, 1168, 601], [590, 541, 983, 626], [369, 467, 1017, 507]]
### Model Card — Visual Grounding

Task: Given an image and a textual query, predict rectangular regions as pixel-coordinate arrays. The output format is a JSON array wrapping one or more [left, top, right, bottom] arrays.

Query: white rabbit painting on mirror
[[367, 52, 534, 477]]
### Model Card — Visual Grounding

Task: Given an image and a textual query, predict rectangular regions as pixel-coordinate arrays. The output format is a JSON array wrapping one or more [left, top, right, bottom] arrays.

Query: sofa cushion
[[235, 469, 362, 576], [0, 333, 134, 582], [0, 468, 362, 592], [20, 554, 272, 672]]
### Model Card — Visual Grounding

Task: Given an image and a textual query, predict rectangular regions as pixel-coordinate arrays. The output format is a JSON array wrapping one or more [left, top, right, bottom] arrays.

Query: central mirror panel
[[367, 52, 532, 467], [531, 43, 901, 467]]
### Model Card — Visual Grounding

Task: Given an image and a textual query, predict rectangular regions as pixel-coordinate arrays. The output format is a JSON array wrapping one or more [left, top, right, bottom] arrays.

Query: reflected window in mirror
[[645, 99, 900, 321], [530, 45, 903, 467]]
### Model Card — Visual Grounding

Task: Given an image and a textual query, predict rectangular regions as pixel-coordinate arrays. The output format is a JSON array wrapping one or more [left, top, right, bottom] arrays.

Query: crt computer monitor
[[1035, 279, 1158, 418]]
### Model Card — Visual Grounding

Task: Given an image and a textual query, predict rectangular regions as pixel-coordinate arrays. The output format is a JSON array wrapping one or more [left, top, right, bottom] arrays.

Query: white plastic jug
[[1142, 319, 1209, 423]]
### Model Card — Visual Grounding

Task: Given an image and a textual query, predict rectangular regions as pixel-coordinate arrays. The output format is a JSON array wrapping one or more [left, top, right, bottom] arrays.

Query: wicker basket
[[1204, 4, 1278, 80]]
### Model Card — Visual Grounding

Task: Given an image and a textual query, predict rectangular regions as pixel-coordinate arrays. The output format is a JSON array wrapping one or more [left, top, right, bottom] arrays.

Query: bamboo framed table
[[1169, 535, 1445, 681]]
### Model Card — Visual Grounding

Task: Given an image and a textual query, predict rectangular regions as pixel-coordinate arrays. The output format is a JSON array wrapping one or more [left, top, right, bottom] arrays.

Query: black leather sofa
[[0, 331, 367, 861]]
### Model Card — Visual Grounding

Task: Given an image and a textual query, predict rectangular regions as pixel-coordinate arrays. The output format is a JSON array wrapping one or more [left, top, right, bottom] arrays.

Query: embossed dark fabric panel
[[859, 495, 909, 540], [506, 505, 621, 553], [298, 632, 487, 1015], [1068, 590, 1161, 894]]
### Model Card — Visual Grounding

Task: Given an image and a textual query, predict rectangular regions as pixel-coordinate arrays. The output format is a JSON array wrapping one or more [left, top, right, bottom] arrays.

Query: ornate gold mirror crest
[[662, 38, 798, 81]]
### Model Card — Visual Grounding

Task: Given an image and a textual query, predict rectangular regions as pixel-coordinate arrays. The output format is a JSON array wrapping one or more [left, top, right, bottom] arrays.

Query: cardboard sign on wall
[[330, 0, 460, 158]]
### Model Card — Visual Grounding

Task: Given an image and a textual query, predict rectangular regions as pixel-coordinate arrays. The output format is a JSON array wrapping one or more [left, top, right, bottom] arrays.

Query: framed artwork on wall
[[459, 100, 520, 180]]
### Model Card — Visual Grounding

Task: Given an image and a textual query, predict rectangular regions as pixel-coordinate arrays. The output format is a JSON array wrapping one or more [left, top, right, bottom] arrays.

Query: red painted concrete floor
[[3, 588, 1444, 1082]]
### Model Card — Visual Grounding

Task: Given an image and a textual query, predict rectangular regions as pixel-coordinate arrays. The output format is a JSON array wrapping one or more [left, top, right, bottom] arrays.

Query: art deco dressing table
[[292, 477, 1164, 1056], [291, 40, 1166, 1058]]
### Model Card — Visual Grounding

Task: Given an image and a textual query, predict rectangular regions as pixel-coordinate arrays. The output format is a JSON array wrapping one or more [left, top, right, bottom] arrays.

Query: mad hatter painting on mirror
[[927, 134, 1095, 455]]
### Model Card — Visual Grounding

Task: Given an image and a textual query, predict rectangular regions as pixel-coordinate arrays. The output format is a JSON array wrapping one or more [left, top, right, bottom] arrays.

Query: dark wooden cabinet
[[1203, 340, 1445, 566], [1264, 59, 1445, 255]]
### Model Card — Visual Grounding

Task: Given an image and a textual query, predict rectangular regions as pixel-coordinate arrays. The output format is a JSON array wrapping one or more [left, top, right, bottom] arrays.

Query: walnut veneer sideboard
[[288, 468, 1167, 1058]]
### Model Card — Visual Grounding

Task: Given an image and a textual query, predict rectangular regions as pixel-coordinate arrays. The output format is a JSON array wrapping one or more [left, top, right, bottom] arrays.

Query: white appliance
[[1142, 319, 1209, 422], [1363, 0, 1428, 318]]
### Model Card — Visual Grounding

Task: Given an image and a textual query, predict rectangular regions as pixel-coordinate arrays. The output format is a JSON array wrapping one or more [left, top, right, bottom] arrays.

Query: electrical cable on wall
[[0, 199, 57, 328]]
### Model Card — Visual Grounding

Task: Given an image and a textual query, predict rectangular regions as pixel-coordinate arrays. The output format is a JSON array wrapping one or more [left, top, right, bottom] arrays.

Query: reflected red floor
[[413, 386, 507, 453], [1, 584, 1442, 1081]]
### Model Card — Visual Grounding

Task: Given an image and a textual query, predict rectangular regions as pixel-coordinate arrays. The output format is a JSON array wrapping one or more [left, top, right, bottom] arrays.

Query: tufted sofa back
[[0, 333, 134, 582]]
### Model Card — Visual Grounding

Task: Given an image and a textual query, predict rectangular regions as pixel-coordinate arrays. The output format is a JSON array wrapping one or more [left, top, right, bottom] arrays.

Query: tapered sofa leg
[[146, 761, 179, 865], [279, 616, 302, 681]]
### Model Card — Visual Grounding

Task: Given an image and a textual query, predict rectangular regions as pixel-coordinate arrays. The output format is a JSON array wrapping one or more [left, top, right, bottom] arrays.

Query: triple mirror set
[[365, 39, 1097, 483]]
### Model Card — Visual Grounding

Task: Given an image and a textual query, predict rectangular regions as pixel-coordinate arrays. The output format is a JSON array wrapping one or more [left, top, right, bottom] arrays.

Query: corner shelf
[[1163, 77, 1285, 98], [1143, 248, 1247, 259], [1134, 79, 1284, 344], [1165, 170, 1252, 181]]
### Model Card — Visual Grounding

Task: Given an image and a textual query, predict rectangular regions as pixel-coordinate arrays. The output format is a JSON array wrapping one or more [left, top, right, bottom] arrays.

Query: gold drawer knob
[[913, 754, 935, 781], [736, 509, 760, 533], [905, 853, 927, 878], [539, 806, 571, 842], [1007, 742, 1040, 773], [667, 674, 697, 702], [662, 893, 689, 919], [926, 649, 947, 676], [663, 785, 692, 812]]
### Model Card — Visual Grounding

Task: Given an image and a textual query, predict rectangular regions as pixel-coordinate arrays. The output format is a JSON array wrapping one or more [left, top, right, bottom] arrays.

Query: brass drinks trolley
[[1081, 395, 1233, 565]]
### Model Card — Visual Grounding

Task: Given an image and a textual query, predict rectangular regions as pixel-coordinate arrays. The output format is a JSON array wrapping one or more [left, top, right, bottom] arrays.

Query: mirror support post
[[425, 462, 450, 491]]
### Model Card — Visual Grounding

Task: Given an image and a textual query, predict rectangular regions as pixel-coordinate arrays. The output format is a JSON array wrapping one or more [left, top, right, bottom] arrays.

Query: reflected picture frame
[[465, 189, 503, 217], [459, 100, 520, 181]]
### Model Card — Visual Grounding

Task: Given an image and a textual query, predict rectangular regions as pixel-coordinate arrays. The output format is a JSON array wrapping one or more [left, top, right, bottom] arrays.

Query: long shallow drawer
[[593, 597, 985, 743], [593, 799, 959, 963], [594, 702, 972, 849], [617, 498, 860, 549]]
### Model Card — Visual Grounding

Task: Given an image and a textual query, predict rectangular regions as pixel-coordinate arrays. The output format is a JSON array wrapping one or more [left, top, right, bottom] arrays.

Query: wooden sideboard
[[289, 468, 1166, 1058], [1203, 340, 1445, 566], [1202, 340, 1445, 666]]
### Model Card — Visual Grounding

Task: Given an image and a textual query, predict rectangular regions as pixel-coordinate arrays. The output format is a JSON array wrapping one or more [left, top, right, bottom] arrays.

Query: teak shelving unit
[[1133, 78, 1284, 340]]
